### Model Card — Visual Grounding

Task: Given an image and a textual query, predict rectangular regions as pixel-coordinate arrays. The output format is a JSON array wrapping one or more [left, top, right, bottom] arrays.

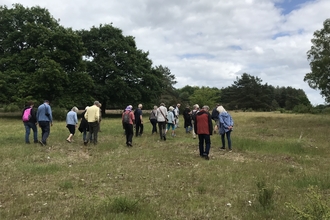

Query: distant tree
[[189, 87, 221, 108], [221, 73, 272, 110], [0, 4, 93, 107], [154, 65, 178, 107], [304, 18, 330, 103], [79, 25, 173, 112]]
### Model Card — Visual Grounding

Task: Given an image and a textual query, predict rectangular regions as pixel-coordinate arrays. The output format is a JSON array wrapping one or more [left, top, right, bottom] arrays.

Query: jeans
[[150, 119, 157, 134], [124, 123, 133, 145], [86, 122, 99, 144], [221, 130, 232, 150], [83, 129, 93, 142], [38, 121, 50, 144], [24, 122, 38, 143], [198, 134, 211, 156]]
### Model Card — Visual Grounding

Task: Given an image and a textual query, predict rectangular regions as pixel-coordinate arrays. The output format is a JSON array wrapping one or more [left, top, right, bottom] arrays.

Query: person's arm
[[140, 110, 143, 123], [96, 107, 100, 122], [74, 112, 78, 126], [208, 114, 213, 135], [84, 110, 88, 120], [48, 106, 53, 124]]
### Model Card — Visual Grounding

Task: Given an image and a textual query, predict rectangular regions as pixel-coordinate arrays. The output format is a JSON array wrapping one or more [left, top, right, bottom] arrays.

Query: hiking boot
[[204, 155, 210, 160]]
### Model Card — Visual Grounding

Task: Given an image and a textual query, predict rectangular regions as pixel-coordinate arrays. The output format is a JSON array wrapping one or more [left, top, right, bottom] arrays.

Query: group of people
[[22, 100, 233, 160], [22, 100, 53, 146]]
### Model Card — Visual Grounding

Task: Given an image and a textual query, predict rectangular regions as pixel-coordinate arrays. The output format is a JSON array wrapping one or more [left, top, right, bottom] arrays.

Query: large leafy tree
[[221, 73, 273, 110], [304, 18, 330, 103], [79, 25, 174, 112], [0, 4, 93, 106]]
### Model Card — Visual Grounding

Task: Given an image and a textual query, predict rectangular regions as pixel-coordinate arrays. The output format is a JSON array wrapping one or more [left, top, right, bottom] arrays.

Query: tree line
[[0, 4, 328, 114]]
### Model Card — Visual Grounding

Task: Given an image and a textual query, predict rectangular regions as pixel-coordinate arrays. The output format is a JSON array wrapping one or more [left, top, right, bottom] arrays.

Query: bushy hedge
[[51, 107, 68, 121]]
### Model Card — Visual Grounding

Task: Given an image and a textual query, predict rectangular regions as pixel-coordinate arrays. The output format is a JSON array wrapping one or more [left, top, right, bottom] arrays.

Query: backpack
[[123, 111, 130, 124], [22, 107, 32, 122]]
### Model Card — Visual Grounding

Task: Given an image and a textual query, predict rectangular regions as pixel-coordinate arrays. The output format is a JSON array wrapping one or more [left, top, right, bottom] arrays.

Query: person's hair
[[27, 101, 34, 106], [94, 101, 100, 106], [193, 104, 199, 109], [217, 105, 226, 114], [72, 106, 78, 112], [169, 106, 174, 111], [202, 105, 209, 111], [44, 100, 49, 103], [160, 103, 165, 106], [153, 105, 158, 110], [138, 104, 143, 108]]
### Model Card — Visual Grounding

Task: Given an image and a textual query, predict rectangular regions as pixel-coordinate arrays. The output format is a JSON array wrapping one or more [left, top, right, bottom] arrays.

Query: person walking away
[[174, 103, 181, 128], [156, 103, 168, 141], [122, 105, 135, 147], [191, 104, 199, 139], [183, 105, 192, 133], [211, 104, 220, 134], [217, 106, 234, 152], [37, 100, 53, 146], [195, 105, 213, 160], [22, 101, 38, 144], [78, 106, 92, 142], [84, 101, 100, 145], [149, 105, 158, 134], [166, 106, 176, 137], [66, 106, 79, 143], [134, 104, 144, 136]]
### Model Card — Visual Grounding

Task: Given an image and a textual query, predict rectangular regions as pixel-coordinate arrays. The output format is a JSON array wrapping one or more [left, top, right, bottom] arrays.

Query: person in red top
[[122, 105, 135, 147], [194, 105, 213, 160]]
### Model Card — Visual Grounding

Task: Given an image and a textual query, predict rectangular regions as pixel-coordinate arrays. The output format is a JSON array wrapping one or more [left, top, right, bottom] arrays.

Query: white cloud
[[2, 0, 329, 105]]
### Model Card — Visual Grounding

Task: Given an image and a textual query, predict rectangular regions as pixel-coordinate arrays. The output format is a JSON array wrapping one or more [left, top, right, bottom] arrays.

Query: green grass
[[0, 111, 330, 219]]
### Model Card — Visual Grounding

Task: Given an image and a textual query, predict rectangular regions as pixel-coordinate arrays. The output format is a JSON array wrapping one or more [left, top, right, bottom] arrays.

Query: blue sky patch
[[275, 0, 313, 15]]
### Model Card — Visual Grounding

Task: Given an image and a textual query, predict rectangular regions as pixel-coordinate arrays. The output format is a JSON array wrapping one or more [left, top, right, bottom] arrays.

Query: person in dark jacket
[[211, 103, 220, 134], [78, 106, 92, 142], [194, 105, 213, 160], [183, 105, 192, 133], [134, 104, 144, 137], [22, 101, 38, 144]]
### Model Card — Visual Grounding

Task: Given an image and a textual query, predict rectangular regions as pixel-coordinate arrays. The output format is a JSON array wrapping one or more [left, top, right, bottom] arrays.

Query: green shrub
[[257, 180, 274, 210], [51, 107, 68, 121], [3, 104, 20, 112], [109, 197, 140, 214], [286, 186, 330, 219], [292, 104, 311, 114]]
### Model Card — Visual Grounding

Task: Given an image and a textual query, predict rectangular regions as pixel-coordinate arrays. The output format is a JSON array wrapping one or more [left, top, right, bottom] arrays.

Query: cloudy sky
[[3, 0, 330, 105]]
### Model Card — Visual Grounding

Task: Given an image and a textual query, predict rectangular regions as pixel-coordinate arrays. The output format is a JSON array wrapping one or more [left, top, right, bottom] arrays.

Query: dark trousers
[[39, 121, 50, 144], [198, 134, 211, 156], [124, 123, 133, 145], [221, 130, 232, 150], [135, 121, 143, 136], [158, 121, 167, 139], [150, 119, 157, 134], [24, 122, 38, 143], [87, 122, 99, 144]]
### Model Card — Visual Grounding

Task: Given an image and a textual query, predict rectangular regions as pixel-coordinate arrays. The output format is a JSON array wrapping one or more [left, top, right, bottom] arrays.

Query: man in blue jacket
[[37, 100, 53, 146]]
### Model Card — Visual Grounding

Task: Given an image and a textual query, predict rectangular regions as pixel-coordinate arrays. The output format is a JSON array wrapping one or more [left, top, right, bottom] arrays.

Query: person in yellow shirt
[[84, 101, 100, 145]]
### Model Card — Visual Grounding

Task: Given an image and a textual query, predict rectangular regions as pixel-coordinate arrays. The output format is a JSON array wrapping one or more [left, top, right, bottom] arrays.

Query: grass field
[[0, 111, 330, 219]]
